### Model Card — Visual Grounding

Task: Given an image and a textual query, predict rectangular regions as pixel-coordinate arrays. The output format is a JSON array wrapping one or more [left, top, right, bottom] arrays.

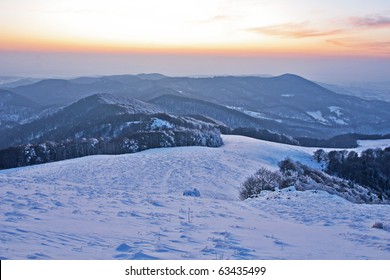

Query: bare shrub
[[239, 167, 282, 200]]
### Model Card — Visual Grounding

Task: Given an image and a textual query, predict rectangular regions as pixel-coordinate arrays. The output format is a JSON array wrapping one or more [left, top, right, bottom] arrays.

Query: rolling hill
[[0, 135, 389, 259]]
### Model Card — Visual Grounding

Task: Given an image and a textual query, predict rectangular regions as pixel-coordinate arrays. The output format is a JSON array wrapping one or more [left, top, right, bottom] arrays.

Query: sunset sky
[[1, 0, 389, 83]]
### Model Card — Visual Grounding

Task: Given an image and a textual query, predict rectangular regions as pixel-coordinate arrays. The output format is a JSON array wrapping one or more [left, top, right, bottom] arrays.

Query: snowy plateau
[[0, 135, 390, 260]]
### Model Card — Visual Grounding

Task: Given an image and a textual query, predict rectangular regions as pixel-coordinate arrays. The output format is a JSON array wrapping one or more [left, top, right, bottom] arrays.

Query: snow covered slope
[[0, 135, 389, 259], [0, 89, 41, 129]]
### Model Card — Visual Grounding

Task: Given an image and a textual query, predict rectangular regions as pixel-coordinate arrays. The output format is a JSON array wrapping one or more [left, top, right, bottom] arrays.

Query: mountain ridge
[[0, 89, 41, 129], [2, 73, 390, 138]]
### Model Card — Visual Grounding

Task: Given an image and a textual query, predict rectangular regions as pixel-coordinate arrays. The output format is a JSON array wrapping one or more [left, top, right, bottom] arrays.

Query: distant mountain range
[[1, 73, 390, 141]]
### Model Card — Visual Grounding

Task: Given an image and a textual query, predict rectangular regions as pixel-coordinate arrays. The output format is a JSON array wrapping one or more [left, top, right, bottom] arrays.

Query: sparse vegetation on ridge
[[240, 158, 388, 204], [314, 147, 390, 202]]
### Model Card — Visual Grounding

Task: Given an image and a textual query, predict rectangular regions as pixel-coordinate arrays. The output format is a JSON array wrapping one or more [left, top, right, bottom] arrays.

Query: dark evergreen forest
[[314, 147, 390, 200]]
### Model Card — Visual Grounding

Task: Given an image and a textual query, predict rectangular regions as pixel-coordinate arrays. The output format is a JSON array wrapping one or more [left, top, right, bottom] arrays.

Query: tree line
[[0, 128, 223, 170], [239, 158, 387, 204], [314, 146, 390, 200]]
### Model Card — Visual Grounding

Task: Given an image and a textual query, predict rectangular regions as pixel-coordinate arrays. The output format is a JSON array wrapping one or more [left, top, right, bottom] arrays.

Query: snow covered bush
[[240, 158, 390, 205], [239, 167, 282, 200], [183, 188, 201, 197], [313, 149, 329, 168], [372, 222, 390, 231]]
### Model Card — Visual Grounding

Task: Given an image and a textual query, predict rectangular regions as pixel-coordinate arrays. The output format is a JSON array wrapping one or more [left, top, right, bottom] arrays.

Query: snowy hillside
[[0, 135, 389, 259]]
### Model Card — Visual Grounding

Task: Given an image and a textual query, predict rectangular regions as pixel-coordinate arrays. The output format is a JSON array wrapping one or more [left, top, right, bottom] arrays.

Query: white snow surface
[[307, 111, 328, 124], [328, 106, 343, 117], [281, 94, 295, 97], [0, 135, 389, 260], [307, 108, 349, 125], [357, 139, 390, 151], [150, 118, 174, 130], [225, 106, 282, 123], [95, 93, 161, 114]]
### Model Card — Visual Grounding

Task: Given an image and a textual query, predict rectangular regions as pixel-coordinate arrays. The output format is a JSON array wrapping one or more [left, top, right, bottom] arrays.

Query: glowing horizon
[[1, 0, 390, 56], [1, 0, 389, 83]]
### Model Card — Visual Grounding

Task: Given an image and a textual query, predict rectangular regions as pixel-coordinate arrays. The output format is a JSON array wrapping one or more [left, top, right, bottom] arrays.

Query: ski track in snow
[[0, 135, 389, 260]]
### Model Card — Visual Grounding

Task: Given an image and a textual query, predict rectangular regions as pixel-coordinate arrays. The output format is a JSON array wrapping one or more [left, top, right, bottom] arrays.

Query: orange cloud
[[327, 38, 390, 56], [247, 22, 343, 39]]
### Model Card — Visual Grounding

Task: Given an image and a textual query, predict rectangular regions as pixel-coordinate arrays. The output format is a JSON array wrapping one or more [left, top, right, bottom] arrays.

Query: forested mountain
[[0, 93, 223, 169], [150, 94, 285, 131], [4, 73, 390, 138], [0, 89, 41, 129]]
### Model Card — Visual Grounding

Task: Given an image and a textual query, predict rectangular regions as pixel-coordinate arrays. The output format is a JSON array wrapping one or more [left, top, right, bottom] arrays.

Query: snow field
[[0, 135, 389, 259]]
